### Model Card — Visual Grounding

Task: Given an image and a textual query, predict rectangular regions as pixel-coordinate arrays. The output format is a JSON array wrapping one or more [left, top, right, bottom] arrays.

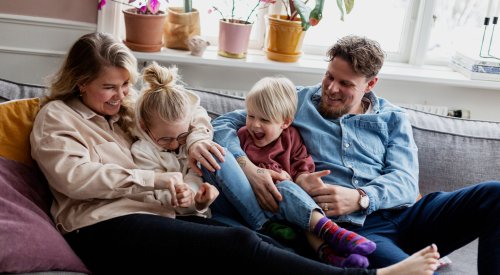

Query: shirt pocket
[[353, 120, 388, 156], [93, 142, 136, 168]]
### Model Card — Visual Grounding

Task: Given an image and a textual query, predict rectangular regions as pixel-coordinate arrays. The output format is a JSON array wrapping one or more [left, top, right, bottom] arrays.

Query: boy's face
[[245, 108, 291, 148], [143, 115, 190, 151]]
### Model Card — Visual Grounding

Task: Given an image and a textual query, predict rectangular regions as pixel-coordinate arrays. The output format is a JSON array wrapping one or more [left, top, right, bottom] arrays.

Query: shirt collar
[[67, 97, 120, 123]]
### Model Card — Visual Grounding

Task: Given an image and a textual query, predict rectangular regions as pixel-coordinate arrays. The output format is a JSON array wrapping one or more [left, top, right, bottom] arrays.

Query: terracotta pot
[[164, 7, 200, 50], [122, 8, 167, 52], [265, 14, 305, 62], [218, 19, 253, 59]]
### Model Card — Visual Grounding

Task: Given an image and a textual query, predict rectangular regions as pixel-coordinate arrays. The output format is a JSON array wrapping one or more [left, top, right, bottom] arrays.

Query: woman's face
[[79, 66, 130, 117]]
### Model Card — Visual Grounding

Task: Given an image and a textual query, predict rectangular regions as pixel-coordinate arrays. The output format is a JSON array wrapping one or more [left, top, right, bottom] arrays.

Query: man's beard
[[318, 96, 349, 119]]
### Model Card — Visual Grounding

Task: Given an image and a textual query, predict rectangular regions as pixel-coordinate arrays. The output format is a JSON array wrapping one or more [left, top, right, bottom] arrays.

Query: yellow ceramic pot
[[265, 14, 305, 62]]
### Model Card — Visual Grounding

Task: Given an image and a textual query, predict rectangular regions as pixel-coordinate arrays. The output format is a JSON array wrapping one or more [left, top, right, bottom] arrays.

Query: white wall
[[0, 13, 97, 85], [1, 13, 499, 122]]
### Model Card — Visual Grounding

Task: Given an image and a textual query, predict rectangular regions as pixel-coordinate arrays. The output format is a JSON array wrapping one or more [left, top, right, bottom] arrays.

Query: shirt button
[[347, 164, 353, 168], [354, 180, 359, 184], [345, 143, 350, 148]]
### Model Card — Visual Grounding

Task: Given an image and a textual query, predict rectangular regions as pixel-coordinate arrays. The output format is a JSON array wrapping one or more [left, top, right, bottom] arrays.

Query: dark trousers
[[348, 181, 500, 275], [64, 214, 374, 275]]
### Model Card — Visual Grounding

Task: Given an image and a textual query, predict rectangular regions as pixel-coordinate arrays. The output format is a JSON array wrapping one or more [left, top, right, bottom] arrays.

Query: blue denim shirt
[[212, 83, 419, 226]]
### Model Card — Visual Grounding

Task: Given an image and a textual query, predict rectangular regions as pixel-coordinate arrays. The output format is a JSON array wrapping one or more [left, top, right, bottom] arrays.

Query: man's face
[[319, 57, 377, 119]]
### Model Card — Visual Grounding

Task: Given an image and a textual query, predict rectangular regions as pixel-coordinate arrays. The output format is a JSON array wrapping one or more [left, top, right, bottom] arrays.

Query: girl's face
[[245, 108, 291, 148], [79, 66, 130, 117], [144, 115, 191, 151]]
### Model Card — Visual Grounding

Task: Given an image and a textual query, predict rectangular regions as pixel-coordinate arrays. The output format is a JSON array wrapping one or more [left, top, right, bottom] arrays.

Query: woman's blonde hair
[[245, 76, 297, 122], [136, 62, 190, 128], [44, 32, 139, 135]]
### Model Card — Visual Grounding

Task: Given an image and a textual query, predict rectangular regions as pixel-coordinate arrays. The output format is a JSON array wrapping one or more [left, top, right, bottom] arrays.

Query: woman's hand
[[237, 156, 285, 213], [154, 172, 184, 207], [194, 182, 220, 211], [188, 140, 225, 176]]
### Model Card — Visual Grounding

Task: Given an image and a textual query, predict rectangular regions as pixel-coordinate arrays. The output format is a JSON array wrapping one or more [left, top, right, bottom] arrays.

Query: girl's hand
[[154, 172, 184, 207], [175, 183, 195, 208], [194, 182, 219, 210], [188, 140, 225, 175]]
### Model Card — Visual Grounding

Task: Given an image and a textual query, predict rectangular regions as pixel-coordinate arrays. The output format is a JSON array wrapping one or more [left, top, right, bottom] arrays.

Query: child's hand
[[175, 183, 195, 208], [276, 170, 292, 183], [194, 182, 219, 211], [154, 172, 184, 207], [296, 170, 330, 193]]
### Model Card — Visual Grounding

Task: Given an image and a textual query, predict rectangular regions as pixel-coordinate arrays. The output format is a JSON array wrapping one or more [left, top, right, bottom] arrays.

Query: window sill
[[133, 46, 500, 91]]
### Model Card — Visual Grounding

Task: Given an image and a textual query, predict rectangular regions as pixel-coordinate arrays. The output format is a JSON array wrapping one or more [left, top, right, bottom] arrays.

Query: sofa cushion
[[189, 87, 245, 119], [0, 157, 90, 274], [403, 107, 500, 195], [0, 78, 46, 103], [0, 98, 41, 166]]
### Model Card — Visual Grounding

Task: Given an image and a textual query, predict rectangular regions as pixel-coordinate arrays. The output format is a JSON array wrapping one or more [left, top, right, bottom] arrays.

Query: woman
[[30, 32, 439, 274]]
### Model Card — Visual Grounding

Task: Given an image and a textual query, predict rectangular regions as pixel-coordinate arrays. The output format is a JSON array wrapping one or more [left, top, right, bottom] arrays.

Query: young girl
[[131, 62, 220, 217], [204, 76, 376, 268]]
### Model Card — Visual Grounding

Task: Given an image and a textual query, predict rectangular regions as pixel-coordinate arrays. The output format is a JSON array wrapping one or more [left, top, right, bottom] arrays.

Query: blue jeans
[[202, 150, 323, 231], [344, 181, 500, 274]]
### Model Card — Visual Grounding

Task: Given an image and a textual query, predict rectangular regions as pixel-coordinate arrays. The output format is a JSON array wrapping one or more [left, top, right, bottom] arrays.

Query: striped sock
[[313, 217, 376, 256], [317, 243, 369, 268]]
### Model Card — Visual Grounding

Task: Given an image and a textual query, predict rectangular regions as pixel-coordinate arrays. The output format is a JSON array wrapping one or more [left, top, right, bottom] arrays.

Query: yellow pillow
[[0, 98, 41, 166]]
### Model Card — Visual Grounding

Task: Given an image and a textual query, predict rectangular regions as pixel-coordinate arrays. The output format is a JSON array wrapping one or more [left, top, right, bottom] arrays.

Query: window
[[98, 0, 494, 67]]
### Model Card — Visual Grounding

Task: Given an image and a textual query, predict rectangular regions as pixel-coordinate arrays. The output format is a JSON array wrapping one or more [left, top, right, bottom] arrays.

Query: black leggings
[[64, 214, 374, 275]]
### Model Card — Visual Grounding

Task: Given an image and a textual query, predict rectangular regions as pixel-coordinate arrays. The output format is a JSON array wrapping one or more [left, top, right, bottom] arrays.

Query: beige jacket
[[30, 95, 212, 233]]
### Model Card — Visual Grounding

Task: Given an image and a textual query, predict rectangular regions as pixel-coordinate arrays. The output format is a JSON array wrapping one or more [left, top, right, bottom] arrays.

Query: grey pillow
[[403, 107, 500, 195]]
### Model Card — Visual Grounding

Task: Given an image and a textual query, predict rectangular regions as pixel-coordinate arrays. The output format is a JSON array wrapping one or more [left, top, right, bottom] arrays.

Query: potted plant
[[210, 0, 276, 59], [266, 0, 355, 62], [164, 0, 201, 51], [98, 0, 169, 52]]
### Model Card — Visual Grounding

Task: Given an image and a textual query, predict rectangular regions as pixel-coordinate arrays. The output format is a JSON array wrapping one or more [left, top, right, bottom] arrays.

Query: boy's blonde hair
[[245, 76, 297, 122], [136, 62, 190, 128]]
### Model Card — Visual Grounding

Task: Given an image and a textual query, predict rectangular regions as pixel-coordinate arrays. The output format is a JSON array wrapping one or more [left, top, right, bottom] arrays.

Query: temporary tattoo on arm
[[237, 157, 246, 168]]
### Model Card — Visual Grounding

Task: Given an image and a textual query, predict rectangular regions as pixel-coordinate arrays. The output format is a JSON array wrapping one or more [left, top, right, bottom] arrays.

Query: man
[[211, 35, 500, 273]]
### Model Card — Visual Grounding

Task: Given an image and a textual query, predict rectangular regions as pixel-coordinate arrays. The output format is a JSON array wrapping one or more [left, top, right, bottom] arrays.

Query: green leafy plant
[[282, 0, 355, 30], [98, 0, 169, 15]]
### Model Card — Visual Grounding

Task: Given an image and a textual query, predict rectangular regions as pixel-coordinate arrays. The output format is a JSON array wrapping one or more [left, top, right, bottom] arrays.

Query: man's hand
[[309, 184, 360, 216], [237, 156, 284, 212]]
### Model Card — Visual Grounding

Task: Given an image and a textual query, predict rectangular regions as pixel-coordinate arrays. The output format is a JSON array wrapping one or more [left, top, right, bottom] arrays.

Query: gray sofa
[[1, 79, 500, 274]]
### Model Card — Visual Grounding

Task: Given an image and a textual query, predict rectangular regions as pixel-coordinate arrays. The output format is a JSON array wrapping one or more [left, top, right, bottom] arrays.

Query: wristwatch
[[357, 188, 369, 210]]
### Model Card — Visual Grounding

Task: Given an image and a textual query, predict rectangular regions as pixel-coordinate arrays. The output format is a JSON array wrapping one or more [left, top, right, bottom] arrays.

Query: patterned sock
[[317, 243, 369, 268], [313, 217, 376, 256]]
